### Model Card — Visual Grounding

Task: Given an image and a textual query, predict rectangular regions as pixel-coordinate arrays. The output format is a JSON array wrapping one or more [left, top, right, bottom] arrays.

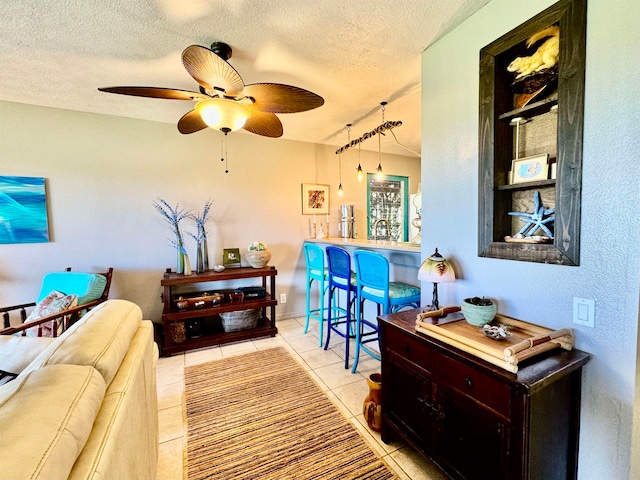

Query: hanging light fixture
[[356, 142, 364, 182], [339, 124, 351, 196], [376, 133, 384, 180], [195, 98, 251, 132], [195, 98, 252, 174], [376, 102, 386, 181], [338, 150, 344, 196]]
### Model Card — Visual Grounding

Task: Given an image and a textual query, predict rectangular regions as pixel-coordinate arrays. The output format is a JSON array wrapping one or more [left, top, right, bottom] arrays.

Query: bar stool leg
[[352, 297, 364, 374]]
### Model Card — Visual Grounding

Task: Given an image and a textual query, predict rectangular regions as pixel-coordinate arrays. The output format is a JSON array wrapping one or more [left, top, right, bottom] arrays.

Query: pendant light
[[356, 142, 363, 182], [376, 102, 386, 181], [338, 150, 344, 196], [339, 124, 351, 196]]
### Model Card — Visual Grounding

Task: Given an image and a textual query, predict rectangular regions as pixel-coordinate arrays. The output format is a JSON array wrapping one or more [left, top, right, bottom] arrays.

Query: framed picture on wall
[[0, 176, 50, 244], [366, 174, 409, 242], [301, 183, 330, 214]]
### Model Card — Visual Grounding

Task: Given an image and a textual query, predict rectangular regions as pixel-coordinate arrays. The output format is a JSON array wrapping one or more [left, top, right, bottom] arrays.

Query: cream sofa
[[0, 299, 158, 480]]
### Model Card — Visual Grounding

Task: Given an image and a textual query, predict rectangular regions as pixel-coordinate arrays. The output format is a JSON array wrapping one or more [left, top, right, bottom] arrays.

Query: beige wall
[[0, 100, 419, 322]]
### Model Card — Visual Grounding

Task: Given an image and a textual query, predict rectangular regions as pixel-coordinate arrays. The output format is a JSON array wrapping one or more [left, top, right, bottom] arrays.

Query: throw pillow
[[24, 290, 78, 338]]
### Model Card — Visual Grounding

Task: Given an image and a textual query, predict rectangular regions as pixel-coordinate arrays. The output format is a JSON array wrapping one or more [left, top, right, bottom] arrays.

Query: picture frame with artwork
[[301, 183, 329, 214], [510, 154, 549, 184], [0, 175, 50, 244], [222, 248, 241, 268]]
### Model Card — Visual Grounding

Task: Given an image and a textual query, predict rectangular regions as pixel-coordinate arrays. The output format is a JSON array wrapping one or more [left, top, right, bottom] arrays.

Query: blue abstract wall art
[[0, 176, 50, 244]]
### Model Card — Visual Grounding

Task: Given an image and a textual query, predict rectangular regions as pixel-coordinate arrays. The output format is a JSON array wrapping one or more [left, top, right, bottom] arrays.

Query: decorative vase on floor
[[245, 250, 271, 268], [363, 373, 382, 432]]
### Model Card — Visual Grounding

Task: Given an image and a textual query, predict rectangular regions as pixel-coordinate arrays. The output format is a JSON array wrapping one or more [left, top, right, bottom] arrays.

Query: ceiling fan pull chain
[[224, 132, 229, 173]]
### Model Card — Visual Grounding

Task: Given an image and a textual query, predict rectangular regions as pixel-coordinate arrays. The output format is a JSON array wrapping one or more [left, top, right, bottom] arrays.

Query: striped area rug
[[183, 347, 397, 480]]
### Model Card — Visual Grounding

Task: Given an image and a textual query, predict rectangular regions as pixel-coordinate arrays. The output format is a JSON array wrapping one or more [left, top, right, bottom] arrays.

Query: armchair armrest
[[1, 303, 36, 328], [0, 299, 105, 337]]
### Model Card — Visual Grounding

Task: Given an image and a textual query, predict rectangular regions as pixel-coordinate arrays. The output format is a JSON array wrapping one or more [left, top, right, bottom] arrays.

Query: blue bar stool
[[303, 243, 328, 346], [352, 249, 421, 373], [324, 246, 358, 369]]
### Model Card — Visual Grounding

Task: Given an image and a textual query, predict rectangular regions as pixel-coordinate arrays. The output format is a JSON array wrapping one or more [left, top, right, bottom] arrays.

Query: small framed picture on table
[[222, 248, 241, 268]]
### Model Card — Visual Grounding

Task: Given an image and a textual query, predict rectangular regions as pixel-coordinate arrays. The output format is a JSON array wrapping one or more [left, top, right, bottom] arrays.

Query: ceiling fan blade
[[243, 110, 283, 138], [182, 45, 244, 96], [177, 109, 208, 134], [98, 86, 208, 101], [242, 83, 324, 113]]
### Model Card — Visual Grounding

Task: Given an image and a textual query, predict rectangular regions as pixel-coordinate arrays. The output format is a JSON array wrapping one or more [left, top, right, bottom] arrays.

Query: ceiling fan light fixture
[[195, 98, 251, 132]]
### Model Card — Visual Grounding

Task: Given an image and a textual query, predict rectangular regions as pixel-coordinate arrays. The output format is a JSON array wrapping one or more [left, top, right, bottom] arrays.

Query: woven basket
[[220, 309, 260, 332]]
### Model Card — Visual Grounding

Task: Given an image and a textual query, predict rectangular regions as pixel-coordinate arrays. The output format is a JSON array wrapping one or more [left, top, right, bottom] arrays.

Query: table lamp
[[418, 248, 456, 310]]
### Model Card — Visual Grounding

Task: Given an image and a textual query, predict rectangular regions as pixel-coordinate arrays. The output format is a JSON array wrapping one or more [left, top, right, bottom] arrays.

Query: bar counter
[[305, 237, 421, 254]]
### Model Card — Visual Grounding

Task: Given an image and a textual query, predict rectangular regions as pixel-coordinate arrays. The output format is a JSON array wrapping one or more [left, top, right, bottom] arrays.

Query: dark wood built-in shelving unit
[[159, 266, 278, 356], [478, 0, 587, 265]]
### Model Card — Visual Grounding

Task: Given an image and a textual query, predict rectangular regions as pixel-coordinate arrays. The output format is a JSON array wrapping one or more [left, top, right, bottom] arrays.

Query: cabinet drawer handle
[[403, 343, 410, 354], [465, 377, 473, 388]]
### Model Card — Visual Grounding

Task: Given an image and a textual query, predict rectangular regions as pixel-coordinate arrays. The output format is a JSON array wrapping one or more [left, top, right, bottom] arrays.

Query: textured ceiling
[[0, 0, 489, 156]]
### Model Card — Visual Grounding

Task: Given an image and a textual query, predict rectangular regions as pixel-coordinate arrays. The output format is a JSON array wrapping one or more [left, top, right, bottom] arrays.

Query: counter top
[[306, 237, 421, 253]]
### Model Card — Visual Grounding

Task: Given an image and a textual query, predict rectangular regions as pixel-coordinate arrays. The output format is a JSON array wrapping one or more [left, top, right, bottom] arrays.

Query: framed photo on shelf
[[301, 183, 330, 214], [222, 248, 241, 268], [510, 154, 549, 184]]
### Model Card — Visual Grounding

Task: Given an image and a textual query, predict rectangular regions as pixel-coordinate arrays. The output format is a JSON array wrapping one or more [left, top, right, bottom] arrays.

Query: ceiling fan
[[98, 42, 324, 138]]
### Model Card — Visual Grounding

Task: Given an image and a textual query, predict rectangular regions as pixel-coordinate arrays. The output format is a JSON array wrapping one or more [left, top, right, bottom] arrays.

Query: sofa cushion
[[25, 290, 78, 337], [37, 272, 107, 305], [0, 364, 106, 480], [0, 335, 55, 373], [68, 321, 159, 480], [19, 299, 143, 387]]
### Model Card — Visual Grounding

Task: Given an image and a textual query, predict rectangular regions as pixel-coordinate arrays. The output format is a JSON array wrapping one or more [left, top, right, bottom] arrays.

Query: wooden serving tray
[[415, 312, 573, 373]]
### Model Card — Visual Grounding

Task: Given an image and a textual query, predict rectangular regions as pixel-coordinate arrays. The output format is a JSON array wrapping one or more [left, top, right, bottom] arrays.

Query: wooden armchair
[[0, 268, 113, 338]]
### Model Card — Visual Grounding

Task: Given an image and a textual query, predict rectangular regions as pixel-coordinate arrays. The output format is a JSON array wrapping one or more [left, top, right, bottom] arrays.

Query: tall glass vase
[[183, 253, 192, 275], [201, 236, 210, 271], [176, 249, 185, 274], [196, 242, 205, 274]]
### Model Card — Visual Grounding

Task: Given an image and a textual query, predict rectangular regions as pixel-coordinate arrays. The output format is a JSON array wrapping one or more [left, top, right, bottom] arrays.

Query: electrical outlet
[[573, 297, 595, 328], [280, 293, 287, 304]]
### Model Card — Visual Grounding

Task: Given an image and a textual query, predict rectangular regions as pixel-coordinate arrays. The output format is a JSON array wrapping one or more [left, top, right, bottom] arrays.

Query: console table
[[159, 266, 277, 356], [379, 308, 590, 480]]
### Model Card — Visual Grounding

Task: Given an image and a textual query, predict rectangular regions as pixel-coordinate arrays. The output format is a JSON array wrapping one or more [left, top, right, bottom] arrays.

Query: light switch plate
[[573, 297, 595, 328]]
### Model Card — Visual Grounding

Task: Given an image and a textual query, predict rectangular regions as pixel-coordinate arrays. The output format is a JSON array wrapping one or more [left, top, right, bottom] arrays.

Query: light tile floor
[[156, 316, 448, 480]]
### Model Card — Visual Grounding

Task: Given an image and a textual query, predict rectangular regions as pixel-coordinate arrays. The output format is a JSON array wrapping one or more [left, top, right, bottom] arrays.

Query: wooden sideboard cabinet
[[379, 309, 590, 480], [160, 266, 277, 356]]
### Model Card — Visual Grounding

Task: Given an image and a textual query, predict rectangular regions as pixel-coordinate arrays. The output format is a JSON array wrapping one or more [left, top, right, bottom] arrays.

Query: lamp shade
[[195, 98, 251, 132], [418, 248, 455, 283]]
